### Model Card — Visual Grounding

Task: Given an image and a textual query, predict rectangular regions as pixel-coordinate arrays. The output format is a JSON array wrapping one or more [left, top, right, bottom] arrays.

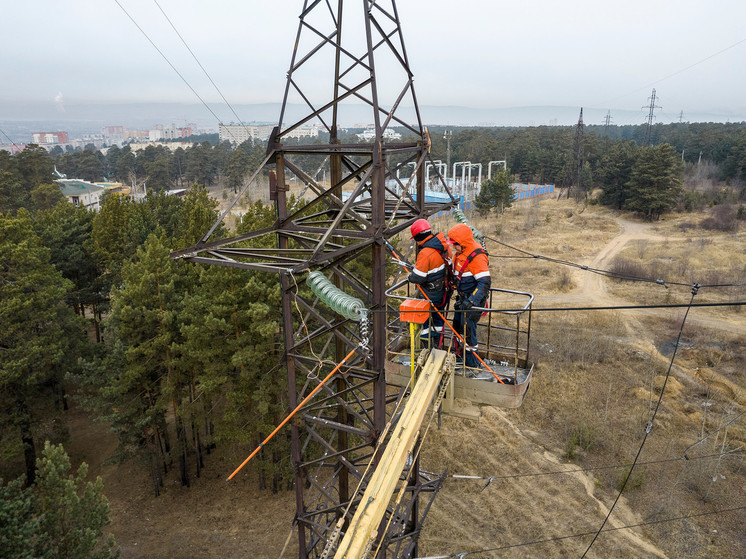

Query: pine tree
[[625, 143, 684, 220], [0, 475, 38, 558], [474, 167, 514, 215], [105, 234, 187, 492], [598, 140, 639, 210], [33, 202, 102, 324], [0, 210, 84, 484], [34, 442, 119, 559]]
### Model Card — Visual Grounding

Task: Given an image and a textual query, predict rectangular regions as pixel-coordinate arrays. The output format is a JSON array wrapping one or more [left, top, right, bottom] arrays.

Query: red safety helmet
[[410, 218, 431, 238]]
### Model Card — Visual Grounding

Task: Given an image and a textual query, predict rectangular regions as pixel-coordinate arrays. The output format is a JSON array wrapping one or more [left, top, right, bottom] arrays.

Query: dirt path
[[544, 216, 746, 333], [540, 214, 746, 407], [420, 407, 670, 558]]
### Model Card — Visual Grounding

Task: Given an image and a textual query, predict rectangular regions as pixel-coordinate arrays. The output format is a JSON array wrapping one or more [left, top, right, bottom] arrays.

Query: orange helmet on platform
[[410, 219, 431, 238]]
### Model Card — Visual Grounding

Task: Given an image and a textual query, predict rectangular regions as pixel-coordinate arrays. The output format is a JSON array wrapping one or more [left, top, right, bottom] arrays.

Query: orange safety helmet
[[410, 218, 431, 238]]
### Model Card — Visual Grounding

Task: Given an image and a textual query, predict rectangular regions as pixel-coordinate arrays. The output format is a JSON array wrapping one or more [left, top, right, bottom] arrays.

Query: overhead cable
[[683, 411, 746, 460], [485, 234, 679, 288], [446, 449, 744, 486], [484, 234, 746, 290], [365, 299, 746, 314], [587, 37, 746, 109], [0, 127, 20, 148], [113, 0, 239, 144], [422, 505, 746, 558], [581, 286, 698, 557], [152, 0, 251, 137]]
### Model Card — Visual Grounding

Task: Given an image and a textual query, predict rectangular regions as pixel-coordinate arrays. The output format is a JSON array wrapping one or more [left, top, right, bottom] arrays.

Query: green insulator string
[[452, 208, 485, 247], [306, 271, 367, 322]]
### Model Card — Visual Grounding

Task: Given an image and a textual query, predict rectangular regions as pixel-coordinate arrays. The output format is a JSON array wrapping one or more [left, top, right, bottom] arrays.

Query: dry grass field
[[63, 191, 745, 558], [418, 195, 746, 558]]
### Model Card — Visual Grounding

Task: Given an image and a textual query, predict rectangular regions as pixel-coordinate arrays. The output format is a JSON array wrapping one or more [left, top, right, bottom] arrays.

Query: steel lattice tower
[[172, 2, 455, 557], [569, 107, 584, 199], [643, 88, 661, 146]]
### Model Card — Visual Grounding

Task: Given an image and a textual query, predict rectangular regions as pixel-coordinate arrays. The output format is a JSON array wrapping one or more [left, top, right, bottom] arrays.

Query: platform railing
[[385, 280, 533, 383]]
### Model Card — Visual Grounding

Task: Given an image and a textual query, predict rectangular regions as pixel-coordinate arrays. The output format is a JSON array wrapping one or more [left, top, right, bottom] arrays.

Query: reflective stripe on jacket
[[448, 224, 491, 304], [409, 232, 448, 287]]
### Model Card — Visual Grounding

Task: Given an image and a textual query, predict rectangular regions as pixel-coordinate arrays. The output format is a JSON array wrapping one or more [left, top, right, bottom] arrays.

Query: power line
[[152, 0, 250, 138], [112, 0, 239, 144], [424, 505, 746, 558], [683, 412, 746, 460], [589, 37, 746, 109], [367, 300, 746, 315], [0, 127, 20, 148], [581, 287, 698, 557], [521, 301, 746, 312], [483, 234, 746, 290], [447, 449, 744, 487]]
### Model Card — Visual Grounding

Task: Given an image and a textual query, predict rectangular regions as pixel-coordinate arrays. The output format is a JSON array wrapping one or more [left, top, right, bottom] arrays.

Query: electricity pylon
[[172, 2, 455, 557], [643, 88, 662, 146]]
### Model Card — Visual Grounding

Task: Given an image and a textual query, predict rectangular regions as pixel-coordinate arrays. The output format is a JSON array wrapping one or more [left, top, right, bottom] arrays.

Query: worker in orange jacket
[[446, 223, 491, 368], [408, 218, 452, 347]]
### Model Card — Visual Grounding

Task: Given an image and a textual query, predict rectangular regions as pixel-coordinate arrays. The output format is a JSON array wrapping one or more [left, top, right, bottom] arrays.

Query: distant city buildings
[[127, 141, 194, 153], [219, 123, 275, 144], [20, 123, 203, 152], [147, 124, 193, 142], [356, 127, 402, 141], [31, 131, 68, 145], [0, 144, 26, 154], [11, 120, 325, 154], [218, 122, 321, 144], [102, 126, 124, 145], [285, 125, 321, 140]]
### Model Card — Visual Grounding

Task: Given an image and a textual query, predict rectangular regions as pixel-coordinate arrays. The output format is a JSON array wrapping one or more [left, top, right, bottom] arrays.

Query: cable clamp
[[358, 308, 371, 351], [656, 279, 669, 289], [691, 283, 700, 295], [645, 421, 653, 434], [480, 476, 495, 492]]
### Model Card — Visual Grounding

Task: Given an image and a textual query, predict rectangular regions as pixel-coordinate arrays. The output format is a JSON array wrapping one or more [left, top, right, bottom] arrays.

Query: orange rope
[[227, 346, 359, 481]]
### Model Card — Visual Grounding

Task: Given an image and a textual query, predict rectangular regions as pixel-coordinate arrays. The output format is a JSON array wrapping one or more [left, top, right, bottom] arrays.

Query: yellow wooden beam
[[333, 349, 448, 558]]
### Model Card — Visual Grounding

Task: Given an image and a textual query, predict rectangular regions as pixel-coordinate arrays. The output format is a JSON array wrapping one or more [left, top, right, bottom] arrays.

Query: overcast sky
[[3, 0, 746, 125]]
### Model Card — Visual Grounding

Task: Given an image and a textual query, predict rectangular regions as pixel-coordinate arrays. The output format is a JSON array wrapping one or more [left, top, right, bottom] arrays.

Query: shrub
[[610, 257, 647, 280], [700, 204, 738, 232], [616, 465, 646, 492], [563, 421, 595, 461]]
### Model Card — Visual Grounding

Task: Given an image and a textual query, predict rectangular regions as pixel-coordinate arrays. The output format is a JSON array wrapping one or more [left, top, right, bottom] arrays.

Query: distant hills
[[1, 101, 744, 143]]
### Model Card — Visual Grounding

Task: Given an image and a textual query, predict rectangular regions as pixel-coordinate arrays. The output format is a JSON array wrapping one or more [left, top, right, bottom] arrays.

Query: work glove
[[466, 307, 483, 321], [455, 298, 473, 312]]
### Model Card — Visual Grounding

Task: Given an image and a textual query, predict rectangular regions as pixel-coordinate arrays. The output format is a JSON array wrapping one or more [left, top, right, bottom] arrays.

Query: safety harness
[[454, 247, 488, 284]]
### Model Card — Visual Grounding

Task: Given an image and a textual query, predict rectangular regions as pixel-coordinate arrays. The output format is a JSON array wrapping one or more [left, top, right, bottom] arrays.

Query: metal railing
[[385, 280, 533, 383]]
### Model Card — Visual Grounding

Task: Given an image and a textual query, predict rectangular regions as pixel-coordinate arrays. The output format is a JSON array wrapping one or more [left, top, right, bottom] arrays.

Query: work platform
[[385, 285, 535, 414]]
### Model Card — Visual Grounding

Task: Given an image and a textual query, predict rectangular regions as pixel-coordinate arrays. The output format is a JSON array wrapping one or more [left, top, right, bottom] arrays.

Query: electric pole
[[603, 110, 612, 151], [643, 88, 661, 146], [171, 2, 454, 556], [444, 129, 452, 171], [570, 107, 584, 199]]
